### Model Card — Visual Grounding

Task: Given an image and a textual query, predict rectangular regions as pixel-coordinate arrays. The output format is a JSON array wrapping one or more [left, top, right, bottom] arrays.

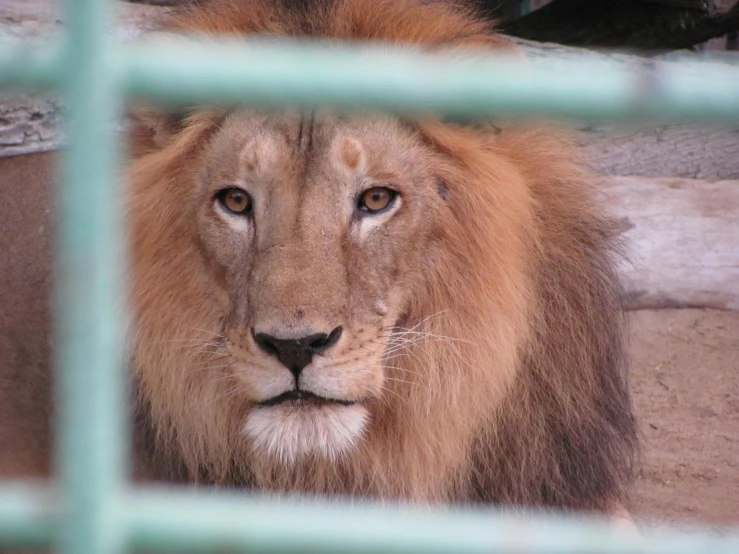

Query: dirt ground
[[627, 309, 739, 531]]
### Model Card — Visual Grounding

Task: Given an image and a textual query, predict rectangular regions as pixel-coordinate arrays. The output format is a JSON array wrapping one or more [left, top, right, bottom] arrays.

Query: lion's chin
[[243, 402, 369, 466]]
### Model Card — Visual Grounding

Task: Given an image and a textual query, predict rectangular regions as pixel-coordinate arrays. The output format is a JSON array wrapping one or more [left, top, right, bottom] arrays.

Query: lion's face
[[131, 98, 537, 496], [132, 100, 535, 495], [176, 111, 444, 463], [128, 0, 635, 507]]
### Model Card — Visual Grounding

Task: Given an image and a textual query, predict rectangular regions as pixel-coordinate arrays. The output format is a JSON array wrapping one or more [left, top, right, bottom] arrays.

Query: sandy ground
[[627, 309, 739, 531]]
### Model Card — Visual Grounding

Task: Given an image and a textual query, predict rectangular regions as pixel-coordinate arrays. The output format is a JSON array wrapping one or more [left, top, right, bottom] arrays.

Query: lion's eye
[[358, 187, 397, 214], [216, 187, 252, 215]]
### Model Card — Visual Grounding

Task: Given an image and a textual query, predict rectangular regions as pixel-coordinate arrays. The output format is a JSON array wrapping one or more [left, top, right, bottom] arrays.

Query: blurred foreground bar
[[1, 36, 738, 122]]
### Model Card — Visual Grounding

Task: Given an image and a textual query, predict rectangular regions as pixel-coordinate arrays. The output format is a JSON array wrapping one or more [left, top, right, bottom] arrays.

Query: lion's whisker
[[207, 383, 249, 406], [390, 330, 472, 345], [187, 359, 235, 374], [182, 325, 225, 339], [387, 310, 450, 334], [193, 363, 235, 371], [172, 342, 223, 352], [155, 338, 220, 344]]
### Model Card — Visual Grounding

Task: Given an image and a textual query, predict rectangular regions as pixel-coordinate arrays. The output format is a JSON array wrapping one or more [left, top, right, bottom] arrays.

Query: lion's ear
[[127, 31, 196, 153], [130, 106, 190, 152], [128, 107, 227, 160]]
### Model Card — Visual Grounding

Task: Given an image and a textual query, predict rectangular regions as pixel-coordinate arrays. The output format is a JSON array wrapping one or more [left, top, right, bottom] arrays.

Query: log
[[603, 176, 739, 310], [0, 93, 63, 157], [1, 0, 739, 180], [578, 123, 739, 180]]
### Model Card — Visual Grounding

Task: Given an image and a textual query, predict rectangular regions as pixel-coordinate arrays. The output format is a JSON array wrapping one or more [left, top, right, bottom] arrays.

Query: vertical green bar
[[56, 0, 127, 553]]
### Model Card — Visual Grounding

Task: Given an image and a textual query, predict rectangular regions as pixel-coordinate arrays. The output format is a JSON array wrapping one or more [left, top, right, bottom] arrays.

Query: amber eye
[[216, 187, 252, 215], [358, 187, 397, 214]]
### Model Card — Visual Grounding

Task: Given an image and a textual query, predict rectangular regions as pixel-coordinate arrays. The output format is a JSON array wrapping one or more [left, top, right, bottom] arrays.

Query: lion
[[0, 0, 637, 516], [126, 0, 638, 511]]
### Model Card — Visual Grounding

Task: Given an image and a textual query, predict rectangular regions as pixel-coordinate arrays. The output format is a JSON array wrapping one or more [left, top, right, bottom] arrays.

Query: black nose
[[252, 326, 343, 379]]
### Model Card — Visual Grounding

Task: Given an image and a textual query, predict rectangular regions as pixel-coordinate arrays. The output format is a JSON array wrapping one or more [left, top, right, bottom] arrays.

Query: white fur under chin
[[243, 403, 369, 466]]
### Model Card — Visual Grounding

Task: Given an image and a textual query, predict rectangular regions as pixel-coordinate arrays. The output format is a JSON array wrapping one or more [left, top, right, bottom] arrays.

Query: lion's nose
[[251, 326, 343, 379]]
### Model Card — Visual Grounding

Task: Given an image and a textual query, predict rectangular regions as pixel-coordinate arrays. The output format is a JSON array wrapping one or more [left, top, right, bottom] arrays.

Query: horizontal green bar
[[122, 38, 634, 120], [0, 483, 57, 546], [2, 483, 739, 554], [0, 40, 62, 90], [1, 38, 738, 121], [128, 489, 732, 554]]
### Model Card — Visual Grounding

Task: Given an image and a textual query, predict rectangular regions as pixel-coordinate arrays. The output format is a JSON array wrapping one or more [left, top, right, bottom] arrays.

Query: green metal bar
[[0, 483, 57, 547], [0, 40, 62, 90], [126, 489, 739, 554], [120, 38, 739, 121], [2, 39, 739, 121], [56, 0, 128, 554], [3, 484, 739, 554]]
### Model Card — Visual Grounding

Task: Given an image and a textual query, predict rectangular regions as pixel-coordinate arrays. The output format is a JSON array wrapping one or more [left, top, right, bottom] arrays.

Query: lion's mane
[[129, 0, 637, 511]]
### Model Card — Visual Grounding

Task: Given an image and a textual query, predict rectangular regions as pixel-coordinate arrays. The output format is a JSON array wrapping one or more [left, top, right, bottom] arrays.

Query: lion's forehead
[[204, 111, 429, 191]]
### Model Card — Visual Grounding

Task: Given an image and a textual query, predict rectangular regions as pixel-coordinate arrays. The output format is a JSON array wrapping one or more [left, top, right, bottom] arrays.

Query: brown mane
[[129, 0, 637, 511]]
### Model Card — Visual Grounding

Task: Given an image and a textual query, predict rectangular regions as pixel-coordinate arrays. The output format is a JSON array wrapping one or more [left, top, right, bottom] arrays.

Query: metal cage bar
[[2, 483, 739, 553], [0, 0, 739, 552], [2, 39, 739, 121], [55, 1, 128, 554]]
